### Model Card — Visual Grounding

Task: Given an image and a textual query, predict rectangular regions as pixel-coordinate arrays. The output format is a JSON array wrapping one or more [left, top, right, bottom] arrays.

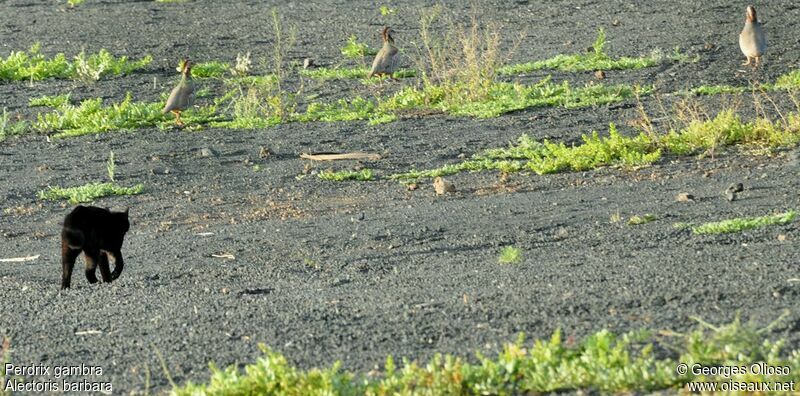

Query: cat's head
[[116, 208, 130, 234]]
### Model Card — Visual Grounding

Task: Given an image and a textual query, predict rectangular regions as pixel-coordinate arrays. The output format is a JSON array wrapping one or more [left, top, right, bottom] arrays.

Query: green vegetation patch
[[173, 315, 800, 394], [691, 211, 796, 235], [498, 29, 689, 75], [33, 93, 219, 138], [300, 66, 416, 81], [0, 108, 27, 141], [340, 35, 377, 59], [391, 124, 660, 181], [38, 182, 144, 204], [187, 61, 230, 78], [687, 85, 747, 96], [498, 246, 522, 264], [0, 44, 151, 82], [383, 78, 648, 118], [661, 110, 800, 155], [318, 169, 374, 182], [628, 214, 657, 225], [391, 109, 800, 181], [29, 94, 71, 108]]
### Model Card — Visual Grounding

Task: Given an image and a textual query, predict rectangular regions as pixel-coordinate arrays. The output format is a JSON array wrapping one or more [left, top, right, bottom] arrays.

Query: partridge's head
[[181, 59, 192, 75], [382, 26, 395, 42], [745, 5, 757, 23]]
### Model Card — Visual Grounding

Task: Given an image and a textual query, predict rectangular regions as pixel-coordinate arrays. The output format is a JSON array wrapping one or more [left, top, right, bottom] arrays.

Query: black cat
[[61, 205, 130, 289]]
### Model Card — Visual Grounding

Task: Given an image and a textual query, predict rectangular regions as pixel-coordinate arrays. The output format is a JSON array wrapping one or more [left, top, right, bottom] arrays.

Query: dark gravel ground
[[1, 0, 800, 394]]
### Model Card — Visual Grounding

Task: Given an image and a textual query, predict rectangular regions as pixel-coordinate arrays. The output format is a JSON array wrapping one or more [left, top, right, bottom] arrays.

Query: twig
[[0, 255, 39, 263], [300, 152, 381, 161]]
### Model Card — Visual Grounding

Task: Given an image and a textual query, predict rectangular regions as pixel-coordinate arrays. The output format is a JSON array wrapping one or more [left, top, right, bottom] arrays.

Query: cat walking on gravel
[[61, 206, 130, 289]]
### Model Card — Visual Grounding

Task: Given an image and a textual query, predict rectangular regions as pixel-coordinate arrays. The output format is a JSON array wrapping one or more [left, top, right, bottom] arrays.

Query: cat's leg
[[61, 240, 81, 289], [83, 250, 100, 284], [110, 251, 124, 280], [98, 251, 113, 283]]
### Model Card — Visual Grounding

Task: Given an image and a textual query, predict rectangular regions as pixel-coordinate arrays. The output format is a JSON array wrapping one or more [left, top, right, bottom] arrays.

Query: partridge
[[739, 6, 766, 67], [163, 59, 195, 126], [367, 26, 399, 78]]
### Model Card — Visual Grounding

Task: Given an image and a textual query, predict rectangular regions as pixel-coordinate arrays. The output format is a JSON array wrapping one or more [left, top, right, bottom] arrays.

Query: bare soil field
[[1, 0, 799, 393]]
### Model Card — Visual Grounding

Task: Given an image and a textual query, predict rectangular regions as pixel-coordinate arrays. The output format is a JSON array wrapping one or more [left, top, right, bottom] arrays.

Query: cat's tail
[[61, 227, 84, 249]]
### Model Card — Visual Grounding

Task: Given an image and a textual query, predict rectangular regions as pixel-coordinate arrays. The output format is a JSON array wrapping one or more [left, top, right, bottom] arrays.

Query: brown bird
[[367, 26, 399, 78], [739, 6, 767, 67], [163, 59, 195, 126]]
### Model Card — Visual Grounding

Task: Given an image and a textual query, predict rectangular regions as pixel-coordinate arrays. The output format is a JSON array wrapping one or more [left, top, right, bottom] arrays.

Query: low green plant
[[187, 61, 229, 78], [498, 29, 689, 75], [173, 315, 800, 394], [300, 66, 416, 81], [0, 44, 151, 82], [67, 0, 85, 7], [661, 110, 800, 156], [38, 182, 144, 204], [297, 97, 393, 125], [498, 246, 521, 264], [391, 124, 659, 181], [33, 93, 219, 138], [628, 214, 657, 225], [29, 94, 71, 108], [318, 169, 374, 181], [380, 5, 396, 16], [382, 78, 648, 119], [691, 211, 796, 235], [686, 85, 747, 96], [0, 108, 27, 141], [340, 35, 377, 59]]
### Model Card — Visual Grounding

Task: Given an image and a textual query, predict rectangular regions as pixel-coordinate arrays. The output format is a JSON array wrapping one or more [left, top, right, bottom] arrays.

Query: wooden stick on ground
[[0, 255, 40, 263], [300, 152, 381, 161]]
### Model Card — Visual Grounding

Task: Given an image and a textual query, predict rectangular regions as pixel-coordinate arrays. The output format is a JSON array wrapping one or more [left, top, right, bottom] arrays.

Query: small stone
[[594, 70, 605, 80], [151, 167, 170, 175], [727, 182, 744, 193], [433, 177, 456, 195], [612, 19, 620, 27], [778, 234, 787, 241], [726, 190, 736, 202], [407, 183, 418, 191], [303, 58, 314, 69], [200, 148, 218, 158], [675, 192, 694, 202], [259, 146, 271, 158]]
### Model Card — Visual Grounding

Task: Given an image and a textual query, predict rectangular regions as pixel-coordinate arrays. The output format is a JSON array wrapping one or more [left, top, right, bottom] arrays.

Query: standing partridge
[[367, 26, 399, 78], [739, 6, 766, 67], [163, 59, 195, 126]]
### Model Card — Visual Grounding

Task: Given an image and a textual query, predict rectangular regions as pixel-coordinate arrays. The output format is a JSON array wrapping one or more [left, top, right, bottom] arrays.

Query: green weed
[[0, 44, 151, 82], [33, 93, 219, 138], [29, 94, 71, 108], [382, 78, 647, 118], [498, 246, 522, 264], [173, 315, 799, 394], [38, 182, 143, 204], [498, 29, 687, 75], [661, 110, 800, 156], [341, 35, 377, 59], [687, 85, 747, 96], [318, 169, 374, 182], [628, 214, 657, 225], [0, 108, 27, 141], [691, 211, 796, 235], [187, 61, 229, 78], [380, 5, 396, 16]]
